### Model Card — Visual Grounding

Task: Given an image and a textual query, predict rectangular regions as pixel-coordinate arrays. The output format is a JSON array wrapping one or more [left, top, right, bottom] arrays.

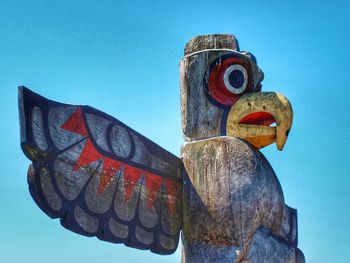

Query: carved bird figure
[[19, 34, 304, 263]]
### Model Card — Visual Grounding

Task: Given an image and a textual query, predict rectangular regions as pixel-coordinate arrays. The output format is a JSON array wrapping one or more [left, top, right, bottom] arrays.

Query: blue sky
[[0, 0, 349, 262]]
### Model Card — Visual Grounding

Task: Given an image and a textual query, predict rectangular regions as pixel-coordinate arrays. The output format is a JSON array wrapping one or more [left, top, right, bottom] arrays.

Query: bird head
[[180, 34, 292, 150]]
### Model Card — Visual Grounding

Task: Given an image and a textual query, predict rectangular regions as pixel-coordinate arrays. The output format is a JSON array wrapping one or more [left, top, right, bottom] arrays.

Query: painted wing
[[19, 87, 183, 254]]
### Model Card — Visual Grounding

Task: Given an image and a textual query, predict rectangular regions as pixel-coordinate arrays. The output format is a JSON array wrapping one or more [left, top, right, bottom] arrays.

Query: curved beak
[[226, 92, 293, 151]]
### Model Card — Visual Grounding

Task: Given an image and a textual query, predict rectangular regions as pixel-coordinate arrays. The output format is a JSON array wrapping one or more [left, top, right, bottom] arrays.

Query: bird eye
[[223, 64, 248, 94], [204, 54, 252, 107]]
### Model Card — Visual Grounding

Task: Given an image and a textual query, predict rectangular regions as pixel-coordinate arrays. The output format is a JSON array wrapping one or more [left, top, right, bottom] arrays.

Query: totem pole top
[[18, 32, 304, 263], [184, 34, 239, 55]]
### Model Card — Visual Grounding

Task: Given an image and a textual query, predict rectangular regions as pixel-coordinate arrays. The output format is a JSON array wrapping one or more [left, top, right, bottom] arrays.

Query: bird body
[[182, 136, 284, 261]]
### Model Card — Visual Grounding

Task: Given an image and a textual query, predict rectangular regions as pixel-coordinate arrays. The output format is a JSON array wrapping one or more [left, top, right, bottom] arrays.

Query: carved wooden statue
[[19, 34, 305, 262]]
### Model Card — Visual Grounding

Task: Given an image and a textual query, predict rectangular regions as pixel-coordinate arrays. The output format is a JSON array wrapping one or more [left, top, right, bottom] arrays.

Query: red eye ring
[[205, 54, 253, 107]]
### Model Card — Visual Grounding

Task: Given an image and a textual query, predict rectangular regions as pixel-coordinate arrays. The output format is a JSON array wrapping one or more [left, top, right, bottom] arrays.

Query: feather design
[[19, 87, 183, 255]]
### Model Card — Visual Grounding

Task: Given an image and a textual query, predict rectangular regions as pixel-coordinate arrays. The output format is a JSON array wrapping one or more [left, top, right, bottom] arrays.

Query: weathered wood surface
[[181, 136, 284, 262], [184, 34, 239, 56], [280, 205, 299, 247], [180, 50, 230, 141], [245, 227, 305, 263], [180, 36, 264, 142]]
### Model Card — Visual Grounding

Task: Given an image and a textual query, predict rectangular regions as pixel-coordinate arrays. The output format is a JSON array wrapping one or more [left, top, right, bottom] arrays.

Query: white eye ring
[[223, 64, 248, 94]]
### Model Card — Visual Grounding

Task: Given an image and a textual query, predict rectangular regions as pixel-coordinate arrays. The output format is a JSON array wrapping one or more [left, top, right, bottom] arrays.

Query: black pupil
[[228, 69, 245, 89]]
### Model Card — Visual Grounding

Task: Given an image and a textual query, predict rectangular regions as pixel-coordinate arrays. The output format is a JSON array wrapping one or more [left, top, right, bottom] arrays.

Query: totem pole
[[19, 34, 305, 262]]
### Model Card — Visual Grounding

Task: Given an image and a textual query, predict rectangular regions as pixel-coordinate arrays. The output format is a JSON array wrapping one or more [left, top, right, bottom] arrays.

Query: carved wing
[[279, 205, 299, 247], [19, 87, 183, 254]]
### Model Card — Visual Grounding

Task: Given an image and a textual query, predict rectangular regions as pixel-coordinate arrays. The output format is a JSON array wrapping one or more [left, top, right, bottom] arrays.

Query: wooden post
[[180, 34, 304, 263]]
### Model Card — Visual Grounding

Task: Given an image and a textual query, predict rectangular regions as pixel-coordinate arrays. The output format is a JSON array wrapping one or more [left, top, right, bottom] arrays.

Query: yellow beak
[[226, 92, 293, 150]]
